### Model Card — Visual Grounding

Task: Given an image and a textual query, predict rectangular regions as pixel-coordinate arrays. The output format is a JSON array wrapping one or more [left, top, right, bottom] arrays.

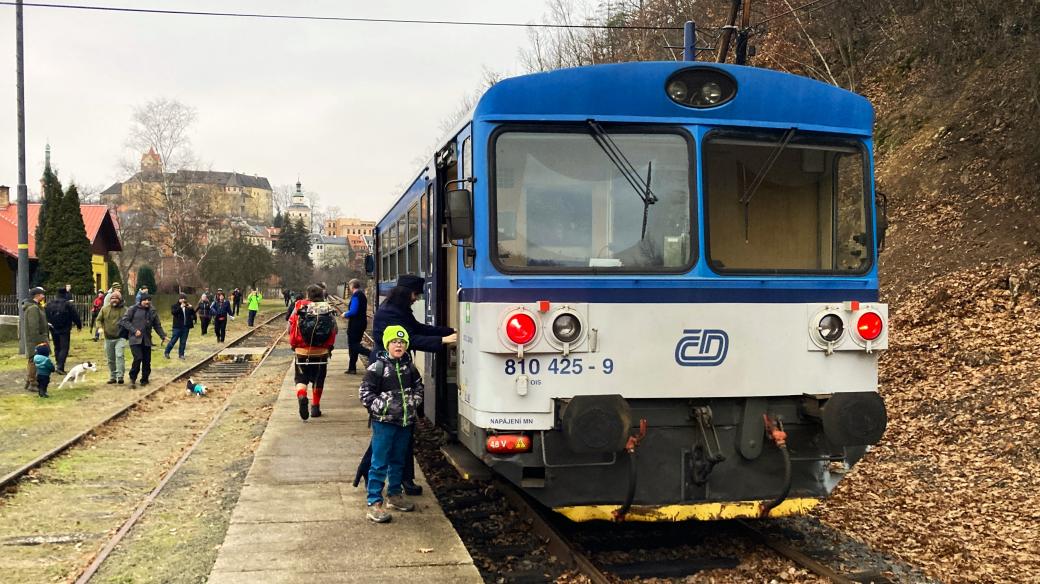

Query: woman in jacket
[[210, 290, 234, 343]]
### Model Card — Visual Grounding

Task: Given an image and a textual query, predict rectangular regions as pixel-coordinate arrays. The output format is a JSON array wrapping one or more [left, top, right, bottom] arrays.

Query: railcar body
[[374, 61, 888, 521]]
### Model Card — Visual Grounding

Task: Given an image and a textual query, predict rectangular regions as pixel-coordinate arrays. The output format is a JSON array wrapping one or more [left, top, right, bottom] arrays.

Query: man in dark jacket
[[343, 279, 369, 375], [45, 294, 82, 374], [231, 288, 242, 315], [164, 293, 196, 360], [22, 287, 49, 392], [119, 293, 167, 388]]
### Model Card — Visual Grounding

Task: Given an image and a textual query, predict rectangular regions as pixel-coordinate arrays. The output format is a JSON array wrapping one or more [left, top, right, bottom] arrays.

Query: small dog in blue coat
[[186, 377, 207, 397]]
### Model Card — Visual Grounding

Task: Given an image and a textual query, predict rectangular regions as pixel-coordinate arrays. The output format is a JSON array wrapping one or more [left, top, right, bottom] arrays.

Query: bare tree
[[273, 183, 294, 214], [126, 98, 197, 174]]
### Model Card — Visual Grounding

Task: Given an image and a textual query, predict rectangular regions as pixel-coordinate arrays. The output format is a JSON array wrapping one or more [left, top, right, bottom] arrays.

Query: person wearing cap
[[32, 343, 56, 398], [95, 291, 128, 384], [118, 293, 167, 388], [356, 274, 456, 496], [164, 293, 196, 360], [22, 287, 49, 392], [359, 325, 424, 523], [135, 285, 150, 305], [103, 282, 122, 305]]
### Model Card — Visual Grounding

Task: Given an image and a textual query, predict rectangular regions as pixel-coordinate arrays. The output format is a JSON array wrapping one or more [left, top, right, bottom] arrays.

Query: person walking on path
[[231, 288, 242, 316], [343, 279, 369, 375], [354, 274, 456, 496], [33, 343, 57, 398], [103, 282, 122, 305], [95, 291, 128, 384], [119, 293, 167, 388], [288, 284, 338, 420], [246, 287, 262, 326], [282, 288, 291, 307], [22, 287, 49, 392], [45, 293, 82, 374], [164, 293, 197, 360], [135, 285, 149, 305], [58, 283, 73, 301], [196, 293, 213, 336], [211, 290, 234, 343], [360, 325, 424, 523], [90, 291, 105, 341]]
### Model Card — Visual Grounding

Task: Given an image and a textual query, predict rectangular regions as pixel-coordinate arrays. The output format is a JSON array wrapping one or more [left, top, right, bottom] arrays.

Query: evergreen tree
[[43, 183, 94, 294], [32, 166, 64, 287], [291, 217, 313, 259], [275, 216, 296, 254], [136, 265, 158, 295], [273, 211, 284, 229], [108, 261, 122, 289]]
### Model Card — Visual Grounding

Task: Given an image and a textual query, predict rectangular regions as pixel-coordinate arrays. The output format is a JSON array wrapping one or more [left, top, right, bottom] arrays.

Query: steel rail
[[0, 310, 286, 491], [73, 322, 290, 583], [735, 520, 858, 584], [493, 478, 613, 584]]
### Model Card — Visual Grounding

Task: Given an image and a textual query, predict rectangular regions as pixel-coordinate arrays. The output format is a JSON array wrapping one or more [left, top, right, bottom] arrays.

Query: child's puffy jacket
[[359, 351, 424, 426], [33, 354, 56, 376]]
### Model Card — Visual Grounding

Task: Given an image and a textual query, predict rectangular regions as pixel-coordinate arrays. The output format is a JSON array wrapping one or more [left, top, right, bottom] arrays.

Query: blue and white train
[[374, 61, 888, 521]]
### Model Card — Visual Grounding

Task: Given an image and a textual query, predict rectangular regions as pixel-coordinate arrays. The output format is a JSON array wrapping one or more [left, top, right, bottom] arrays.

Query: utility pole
[[15, 0, 30, 355], [735, 0, 752, 65], [716, 0, 742, 63], [683, 21, 697, 61]]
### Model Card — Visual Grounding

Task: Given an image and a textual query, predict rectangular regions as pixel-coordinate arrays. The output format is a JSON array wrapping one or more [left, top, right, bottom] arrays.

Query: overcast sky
[[0, 0, 550, 220]]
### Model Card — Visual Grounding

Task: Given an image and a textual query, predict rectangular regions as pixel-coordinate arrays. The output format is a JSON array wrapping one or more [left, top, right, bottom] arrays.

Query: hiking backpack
[[294, 301, 337, 347]]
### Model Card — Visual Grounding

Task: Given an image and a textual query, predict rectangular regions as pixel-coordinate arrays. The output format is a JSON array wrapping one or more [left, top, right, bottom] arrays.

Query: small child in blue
[[33, 343, 56, 398], [359, 325, 424, 523]]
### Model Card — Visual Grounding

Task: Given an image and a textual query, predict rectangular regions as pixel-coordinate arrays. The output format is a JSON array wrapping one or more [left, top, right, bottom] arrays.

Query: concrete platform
[[208, 350, 482, 584]]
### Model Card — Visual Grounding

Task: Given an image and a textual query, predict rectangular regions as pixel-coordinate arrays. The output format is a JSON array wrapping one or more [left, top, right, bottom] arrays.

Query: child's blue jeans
[[367, 421, 412, 506]]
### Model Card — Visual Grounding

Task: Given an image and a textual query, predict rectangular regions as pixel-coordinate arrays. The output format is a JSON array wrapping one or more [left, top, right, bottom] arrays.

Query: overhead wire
[[749, 0, 842, 29], [0, 1, 689, 30]]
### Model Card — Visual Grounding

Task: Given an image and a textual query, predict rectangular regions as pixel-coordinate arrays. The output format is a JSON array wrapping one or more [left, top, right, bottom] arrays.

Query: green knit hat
[[383, 325, 409, 349]]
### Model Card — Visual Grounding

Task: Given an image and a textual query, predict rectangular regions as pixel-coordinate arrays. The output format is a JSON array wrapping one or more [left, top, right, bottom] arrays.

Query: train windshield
[[493, 130, 693, 272], [703, 133, 871, 275]]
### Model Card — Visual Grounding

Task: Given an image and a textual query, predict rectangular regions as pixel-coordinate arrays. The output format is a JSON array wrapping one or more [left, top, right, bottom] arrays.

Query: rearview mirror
[[446, 188, 474, 241]]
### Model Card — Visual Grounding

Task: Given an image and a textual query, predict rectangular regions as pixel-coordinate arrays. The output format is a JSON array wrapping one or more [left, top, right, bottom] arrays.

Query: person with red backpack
[[289, 284, 338, 420], [90, 291, 105, 341]]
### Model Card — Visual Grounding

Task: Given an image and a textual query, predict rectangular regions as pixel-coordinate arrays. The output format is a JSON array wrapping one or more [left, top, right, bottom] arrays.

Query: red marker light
[[505, 313, 537, 345], [486, 434, 532, 454], [856, 312, 883, 341], [538, 300, 551, 313]]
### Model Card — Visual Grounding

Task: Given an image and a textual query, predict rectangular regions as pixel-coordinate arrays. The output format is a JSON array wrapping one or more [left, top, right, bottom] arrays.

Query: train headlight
[[817, 314, 844, 342], [667, 80, 689, 101], [701, 81, 723, 104], [856, 312, 884, 341], [552, 314, 582, 344], [505, 313, 538, 345], [665, 67, 737, 108]]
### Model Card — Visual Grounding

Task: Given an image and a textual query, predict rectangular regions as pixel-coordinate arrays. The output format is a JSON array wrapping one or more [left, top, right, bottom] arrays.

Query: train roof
[[473, 61, 874, 136]]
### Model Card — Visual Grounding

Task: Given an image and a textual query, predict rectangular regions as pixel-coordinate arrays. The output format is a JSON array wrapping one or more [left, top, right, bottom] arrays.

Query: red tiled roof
[[0, 203, 121, 259]]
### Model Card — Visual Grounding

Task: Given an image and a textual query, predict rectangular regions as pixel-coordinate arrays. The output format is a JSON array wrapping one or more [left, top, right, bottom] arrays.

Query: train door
[[432, 143, 461, 436]]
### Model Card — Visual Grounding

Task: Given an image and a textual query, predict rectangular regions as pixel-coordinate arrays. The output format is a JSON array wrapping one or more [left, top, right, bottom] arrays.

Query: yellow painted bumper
[[554, 497, 821, 522]]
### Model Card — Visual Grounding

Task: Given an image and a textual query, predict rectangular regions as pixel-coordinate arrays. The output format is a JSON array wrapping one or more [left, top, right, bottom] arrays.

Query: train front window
[[703, 133, 871, 274], [493, 130, 693, 272]]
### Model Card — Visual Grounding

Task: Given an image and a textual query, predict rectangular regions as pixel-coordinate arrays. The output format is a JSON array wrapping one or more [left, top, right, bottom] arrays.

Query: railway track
[[417, 425, 917, 583], [0, 311, 287, 492]]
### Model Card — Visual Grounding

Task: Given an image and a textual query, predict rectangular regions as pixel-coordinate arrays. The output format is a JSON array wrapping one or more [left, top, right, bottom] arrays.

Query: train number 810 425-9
[[504, 357, 614, 376]]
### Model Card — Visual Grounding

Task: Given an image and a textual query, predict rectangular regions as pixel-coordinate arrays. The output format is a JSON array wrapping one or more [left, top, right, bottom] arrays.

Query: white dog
[[58, 362, 97, 388]]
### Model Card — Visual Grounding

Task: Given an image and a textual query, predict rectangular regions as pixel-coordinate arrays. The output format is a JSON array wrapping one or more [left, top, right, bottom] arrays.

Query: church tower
[[285, 179, 313, 233]]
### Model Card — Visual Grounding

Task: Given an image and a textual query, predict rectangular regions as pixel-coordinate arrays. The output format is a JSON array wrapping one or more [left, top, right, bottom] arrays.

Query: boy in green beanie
[[358, 325, 424, 523]]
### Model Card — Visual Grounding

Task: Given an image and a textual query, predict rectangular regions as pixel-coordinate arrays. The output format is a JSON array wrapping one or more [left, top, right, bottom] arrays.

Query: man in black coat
[[164, 293, 196, 360], [356, 274, 456, 495], [45, 294, 82, 374], [119, 293, 167, 388]]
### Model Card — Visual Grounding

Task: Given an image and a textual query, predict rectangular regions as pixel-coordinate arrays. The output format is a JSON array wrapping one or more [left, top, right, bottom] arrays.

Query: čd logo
[[674, 329, 729, 367]]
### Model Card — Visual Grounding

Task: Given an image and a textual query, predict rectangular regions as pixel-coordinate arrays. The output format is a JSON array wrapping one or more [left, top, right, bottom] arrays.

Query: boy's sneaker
[[298, 396, 310, 420], [386, 495, 415, 512], [310, 404, 322, 418], [366, 502, 391, 523]]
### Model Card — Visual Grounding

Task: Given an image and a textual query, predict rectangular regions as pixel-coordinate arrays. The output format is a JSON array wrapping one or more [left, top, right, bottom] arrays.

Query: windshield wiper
[[586, 119, 658, 239], [739, 127, 796, 242]]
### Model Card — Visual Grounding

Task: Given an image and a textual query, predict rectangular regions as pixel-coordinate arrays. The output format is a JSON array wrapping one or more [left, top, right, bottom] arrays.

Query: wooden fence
[[0, 294, 95, 324]]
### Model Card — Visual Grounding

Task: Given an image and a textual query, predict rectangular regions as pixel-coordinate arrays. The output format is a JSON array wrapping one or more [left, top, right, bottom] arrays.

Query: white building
[[285, 180, 313, 232]]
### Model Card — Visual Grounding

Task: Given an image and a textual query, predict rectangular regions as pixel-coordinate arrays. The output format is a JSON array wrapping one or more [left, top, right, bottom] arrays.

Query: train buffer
[[207, 350, 482, 583]]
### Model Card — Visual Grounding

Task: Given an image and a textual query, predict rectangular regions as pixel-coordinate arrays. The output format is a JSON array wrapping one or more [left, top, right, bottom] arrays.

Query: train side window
[[420, 191, 430, 274]]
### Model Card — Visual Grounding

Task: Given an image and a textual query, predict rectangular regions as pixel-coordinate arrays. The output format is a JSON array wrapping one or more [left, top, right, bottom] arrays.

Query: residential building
[[310, 233, 350, 267], [0, 185, 123, 294], [325, 216, 375, 237]]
